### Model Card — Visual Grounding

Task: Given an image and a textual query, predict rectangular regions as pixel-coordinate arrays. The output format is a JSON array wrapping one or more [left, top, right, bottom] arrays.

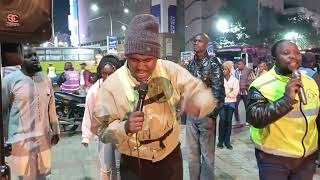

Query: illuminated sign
[[107, 36, 117, 50], [6, 13, 20, 27], [168, 5, 176, 33]]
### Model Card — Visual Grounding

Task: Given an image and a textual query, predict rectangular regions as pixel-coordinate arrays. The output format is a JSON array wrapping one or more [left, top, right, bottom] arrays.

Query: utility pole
[[257, 0, 261, 35], [109, 12, 113, 36]]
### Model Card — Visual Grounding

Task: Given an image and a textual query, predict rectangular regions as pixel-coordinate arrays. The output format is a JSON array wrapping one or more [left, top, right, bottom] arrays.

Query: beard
[[275, 65, 291, 76], [24, 64, 42, 74]]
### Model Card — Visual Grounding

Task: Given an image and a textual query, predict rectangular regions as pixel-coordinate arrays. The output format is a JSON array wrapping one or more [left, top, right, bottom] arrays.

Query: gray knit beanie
[[125, 14, 160, 58]]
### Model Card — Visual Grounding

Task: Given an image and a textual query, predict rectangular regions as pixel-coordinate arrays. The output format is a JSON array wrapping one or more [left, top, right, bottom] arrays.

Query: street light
[[124, 8, 129, 14], [90, 4, 98, 12], [89, 4, 129, 36], [284, 31, 300, 40], [216, 18, 231, 47], [216, 19, 230, 33]]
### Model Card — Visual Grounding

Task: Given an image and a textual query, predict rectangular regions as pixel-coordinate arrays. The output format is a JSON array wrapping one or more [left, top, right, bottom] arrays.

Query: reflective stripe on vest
[[249, 67, 319, 158]]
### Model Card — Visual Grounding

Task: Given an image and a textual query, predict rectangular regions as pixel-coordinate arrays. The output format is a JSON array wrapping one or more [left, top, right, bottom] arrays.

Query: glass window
[[46, 49, 62, 55], [36, 50, 46, 55], [38, 55, 46, 61]]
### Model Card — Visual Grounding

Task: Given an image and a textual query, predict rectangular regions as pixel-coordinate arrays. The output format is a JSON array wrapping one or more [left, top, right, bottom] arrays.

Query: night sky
[[53, 0, 70, 34]]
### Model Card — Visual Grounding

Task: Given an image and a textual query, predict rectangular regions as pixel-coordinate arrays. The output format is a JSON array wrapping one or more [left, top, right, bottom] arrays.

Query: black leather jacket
[[186, 52, 225, 118], [246, 87, 297, 128]]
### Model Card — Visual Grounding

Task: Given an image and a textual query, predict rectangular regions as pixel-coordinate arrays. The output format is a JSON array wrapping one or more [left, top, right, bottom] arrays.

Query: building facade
[[76, 0, 150, 48], [183, 0, 284, 49], [72, 0, 287, 60]]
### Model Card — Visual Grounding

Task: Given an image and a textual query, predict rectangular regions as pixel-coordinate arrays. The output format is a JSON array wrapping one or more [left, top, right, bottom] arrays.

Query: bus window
[[241, 53, 253, 68]]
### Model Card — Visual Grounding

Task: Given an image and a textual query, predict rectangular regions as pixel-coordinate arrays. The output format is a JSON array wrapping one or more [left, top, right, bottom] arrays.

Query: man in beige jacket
[[91, 14, 216, 180]]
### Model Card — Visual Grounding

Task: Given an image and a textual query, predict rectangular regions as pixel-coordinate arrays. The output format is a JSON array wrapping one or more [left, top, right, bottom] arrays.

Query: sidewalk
[[51, 126, 257, 180], [180, 125, 258, 180], [48, 124, 320, 180]]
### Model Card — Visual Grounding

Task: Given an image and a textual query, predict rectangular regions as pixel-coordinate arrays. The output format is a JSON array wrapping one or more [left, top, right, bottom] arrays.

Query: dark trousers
[[120, 144, 183, 180], [218, 105, 234, 145], [235, 94, 248, 122], [255, 149, 317, 180]]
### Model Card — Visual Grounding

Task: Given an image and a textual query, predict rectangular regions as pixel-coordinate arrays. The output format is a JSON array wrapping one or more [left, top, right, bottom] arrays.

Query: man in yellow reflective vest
[[247, 40, 320, 180]]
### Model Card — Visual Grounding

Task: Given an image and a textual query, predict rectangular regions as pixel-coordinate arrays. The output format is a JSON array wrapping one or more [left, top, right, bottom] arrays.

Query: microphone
[[292, 70, 307, 105], [134, 82, 148, 176], [135, 81, 148, 111]]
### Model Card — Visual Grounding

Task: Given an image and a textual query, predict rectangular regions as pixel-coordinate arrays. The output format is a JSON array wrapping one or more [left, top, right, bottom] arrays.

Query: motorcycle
[[54, 91, 86, 132]]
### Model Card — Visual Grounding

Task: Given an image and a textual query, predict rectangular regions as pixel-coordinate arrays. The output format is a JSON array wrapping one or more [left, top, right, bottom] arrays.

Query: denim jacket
[[186, 52, 225, 118]]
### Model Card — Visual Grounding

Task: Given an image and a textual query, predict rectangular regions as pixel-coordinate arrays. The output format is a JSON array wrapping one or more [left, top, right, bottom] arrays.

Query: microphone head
[[292, 69, 301, 80], [137, 81, 148, 99]]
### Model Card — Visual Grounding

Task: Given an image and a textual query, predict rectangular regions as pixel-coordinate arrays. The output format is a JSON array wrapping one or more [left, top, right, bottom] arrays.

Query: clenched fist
[[125, 111, 144, 134]]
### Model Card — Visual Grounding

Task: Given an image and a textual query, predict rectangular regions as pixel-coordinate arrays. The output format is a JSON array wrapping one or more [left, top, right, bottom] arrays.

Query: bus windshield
[[215, 51, 241, 62]]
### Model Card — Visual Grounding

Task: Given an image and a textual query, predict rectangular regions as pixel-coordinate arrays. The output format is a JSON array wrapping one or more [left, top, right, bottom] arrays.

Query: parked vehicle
[[54, 91, 85, 132], [215, 45, 270, 68]]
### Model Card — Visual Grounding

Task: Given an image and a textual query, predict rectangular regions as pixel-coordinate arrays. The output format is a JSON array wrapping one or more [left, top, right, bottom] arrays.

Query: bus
[[35, 47, 101, 73], [215, 45, 270, 68]]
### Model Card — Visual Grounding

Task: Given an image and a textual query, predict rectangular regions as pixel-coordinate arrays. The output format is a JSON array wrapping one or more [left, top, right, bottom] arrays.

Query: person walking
[[234, 59, 255, 126]]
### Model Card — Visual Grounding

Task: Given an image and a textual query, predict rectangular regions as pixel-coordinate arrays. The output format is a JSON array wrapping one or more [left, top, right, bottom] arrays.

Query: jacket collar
[[271, 66, 290, 83], [194, 52, 209, 62]]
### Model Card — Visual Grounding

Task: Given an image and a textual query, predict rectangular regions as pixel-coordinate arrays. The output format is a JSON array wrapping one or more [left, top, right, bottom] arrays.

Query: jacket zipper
[[300, 101, 308, 157]]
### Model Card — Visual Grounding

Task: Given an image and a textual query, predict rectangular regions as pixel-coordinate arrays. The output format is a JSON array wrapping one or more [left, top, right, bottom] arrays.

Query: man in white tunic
[[2, 45, 60, 180]]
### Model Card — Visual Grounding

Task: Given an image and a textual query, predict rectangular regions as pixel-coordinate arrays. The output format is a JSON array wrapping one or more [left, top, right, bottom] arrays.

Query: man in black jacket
[[185, 33, 225, 180], [247, 40, 319, 180]]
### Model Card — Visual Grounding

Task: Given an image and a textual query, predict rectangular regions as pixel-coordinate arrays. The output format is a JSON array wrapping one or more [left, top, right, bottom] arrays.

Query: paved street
[[49, 124, 320, 180], [50, 125, 259, 180], [7, 101, 320, 179], [180, 125, 258, 180]]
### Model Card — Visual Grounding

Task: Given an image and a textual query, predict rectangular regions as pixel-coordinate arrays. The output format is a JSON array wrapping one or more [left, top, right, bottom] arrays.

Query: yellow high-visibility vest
[[250, 67, 319, 158]]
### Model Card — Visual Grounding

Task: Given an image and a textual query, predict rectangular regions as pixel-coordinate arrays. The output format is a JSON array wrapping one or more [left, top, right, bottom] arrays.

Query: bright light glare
[[91, 4, 99, 12], [284, 31, 299, 40], [121, 25, 126, 31], [124, 8, 129, 14], [216, 19, 230, 33]]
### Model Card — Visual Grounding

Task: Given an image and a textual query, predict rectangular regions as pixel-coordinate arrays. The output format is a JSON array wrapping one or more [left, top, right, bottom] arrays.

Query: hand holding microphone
[[285, 70, 307, 104], [126, 111, 145, 134], [125, 82, 148, 134]]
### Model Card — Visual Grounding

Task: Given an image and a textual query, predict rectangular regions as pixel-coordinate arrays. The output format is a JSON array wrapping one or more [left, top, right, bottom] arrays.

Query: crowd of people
[[2, 13, 320, 180]]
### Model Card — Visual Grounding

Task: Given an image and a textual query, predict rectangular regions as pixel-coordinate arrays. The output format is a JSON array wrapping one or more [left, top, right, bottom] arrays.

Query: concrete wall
[[184, 0, 225, 50], [261, 0, 284, 12]]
